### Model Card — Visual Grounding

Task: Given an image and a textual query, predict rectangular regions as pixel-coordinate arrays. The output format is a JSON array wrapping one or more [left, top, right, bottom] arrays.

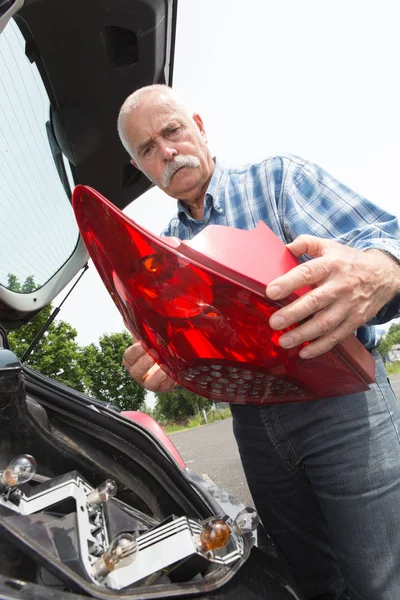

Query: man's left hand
[[266, 235, 400, 359]]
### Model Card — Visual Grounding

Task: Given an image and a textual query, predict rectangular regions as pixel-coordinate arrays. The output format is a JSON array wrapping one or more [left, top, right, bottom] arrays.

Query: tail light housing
[[72, 185, 375, 404]]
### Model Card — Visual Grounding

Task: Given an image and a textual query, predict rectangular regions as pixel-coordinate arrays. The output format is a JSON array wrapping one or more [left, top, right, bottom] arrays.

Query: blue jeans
[[231, 352, 400, 600]]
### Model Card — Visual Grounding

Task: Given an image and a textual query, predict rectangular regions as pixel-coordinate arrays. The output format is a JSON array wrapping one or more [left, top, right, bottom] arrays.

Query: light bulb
[[199, 518, 230, 553], [0, 454, 37, 487], [92, 533, 138, 580], [87, 479, 118, 505], [232, 506, 260, 535]]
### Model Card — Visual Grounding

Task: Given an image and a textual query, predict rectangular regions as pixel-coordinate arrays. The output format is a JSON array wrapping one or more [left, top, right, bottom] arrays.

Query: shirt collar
[[177, 157, 227, 219]]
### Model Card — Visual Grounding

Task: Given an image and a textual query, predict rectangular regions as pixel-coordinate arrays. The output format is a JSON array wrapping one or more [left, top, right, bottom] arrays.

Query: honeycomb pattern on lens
[[180, 363, 307, 400]]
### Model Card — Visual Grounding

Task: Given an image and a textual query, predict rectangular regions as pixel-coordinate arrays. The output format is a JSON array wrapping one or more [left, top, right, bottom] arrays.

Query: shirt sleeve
[[281, 159, 400, 324]]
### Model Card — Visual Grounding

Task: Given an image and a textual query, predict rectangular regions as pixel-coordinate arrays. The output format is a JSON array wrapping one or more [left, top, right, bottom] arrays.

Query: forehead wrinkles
[[137, 93, 189, 128], [130, 106, 187, 151]]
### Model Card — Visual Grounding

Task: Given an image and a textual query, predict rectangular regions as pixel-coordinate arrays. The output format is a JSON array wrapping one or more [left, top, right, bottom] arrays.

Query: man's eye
[[168, 127, 180, 137], [142, 145, 154, 157]]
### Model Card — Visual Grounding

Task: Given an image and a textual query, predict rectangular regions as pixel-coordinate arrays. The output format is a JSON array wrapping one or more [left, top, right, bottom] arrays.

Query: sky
[[1, 0, 400, 406]]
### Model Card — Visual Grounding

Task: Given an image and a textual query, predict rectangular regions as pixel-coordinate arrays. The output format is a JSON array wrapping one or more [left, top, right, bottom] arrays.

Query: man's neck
[[187, 194, 207, 221], [179, 156, 215, 221]]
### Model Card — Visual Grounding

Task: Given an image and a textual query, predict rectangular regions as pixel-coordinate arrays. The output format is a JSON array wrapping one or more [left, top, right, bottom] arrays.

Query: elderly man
[[118, 84, 400, 600]]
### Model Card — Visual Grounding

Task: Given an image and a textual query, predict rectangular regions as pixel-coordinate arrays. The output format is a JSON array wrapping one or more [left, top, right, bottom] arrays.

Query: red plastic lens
[[133, 253, 213, 318], [72, 185, 375, 404]]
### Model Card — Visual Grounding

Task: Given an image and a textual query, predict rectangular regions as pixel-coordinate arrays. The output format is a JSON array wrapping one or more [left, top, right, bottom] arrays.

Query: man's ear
[[193, 113, 207, 142], [130, 158, 141, 171]]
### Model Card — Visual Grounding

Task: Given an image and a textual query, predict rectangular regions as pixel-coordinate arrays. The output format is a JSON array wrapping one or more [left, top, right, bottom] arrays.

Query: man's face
[[123, 92, 212, 200]]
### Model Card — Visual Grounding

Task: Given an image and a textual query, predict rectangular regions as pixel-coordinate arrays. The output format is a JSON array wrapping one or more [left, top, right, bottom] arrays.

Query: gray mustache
[[162, 155, 200, 187]]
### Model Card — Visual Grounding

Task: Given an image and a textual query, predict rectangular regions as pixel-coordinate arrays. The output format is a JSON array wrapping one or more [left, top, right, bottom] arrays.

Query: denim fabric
[[231, 352, 400, 600]]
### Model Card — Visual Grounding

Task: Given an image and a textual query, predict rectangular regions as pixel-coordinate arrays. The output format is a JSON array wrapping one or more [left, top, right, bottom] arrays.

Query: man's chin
[[165, 173, 198, 197], [170, 165, 189, 182], [165, 167, 195, 189]]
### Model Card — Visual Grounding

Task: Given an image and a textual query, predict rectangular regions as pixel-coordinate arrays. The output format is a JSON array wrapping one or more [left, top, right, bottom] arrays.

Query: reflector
[[72, 185, 375, 404]]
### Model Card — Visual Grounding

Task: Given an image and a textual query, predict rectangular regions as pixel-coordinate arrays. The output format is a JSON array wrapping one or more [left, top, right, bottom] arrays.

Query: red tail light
[[72, 185, 375, 404]]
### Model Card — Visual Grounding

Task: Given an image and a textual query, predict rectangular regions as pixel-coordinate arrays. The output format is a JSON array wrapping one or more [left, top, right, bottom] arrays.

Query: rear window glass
[[0, 20, 79, 293]]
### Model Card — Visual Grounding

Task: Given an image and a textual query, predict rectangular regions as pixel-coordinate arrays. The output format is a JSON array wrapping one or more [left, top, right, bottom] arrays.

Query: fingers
[[122, 341, 147, 371], [285, 234, 334, 258], [145, 363, 177, 393], [277, 303, 349, 351], [298, 319, 356, 359], [124, 345, 155, 381], [123, 342, 176, 393], [266, 235, 338, 301], [269, 277, 357, 358], [266, 257, 331, 301], [269, 283, 338, 330]]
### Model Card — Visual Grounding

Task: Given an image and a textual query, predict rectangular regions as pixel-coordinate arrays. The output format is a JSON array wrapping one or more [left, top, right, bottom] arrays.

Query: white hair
[[117, 84, 192, 159]]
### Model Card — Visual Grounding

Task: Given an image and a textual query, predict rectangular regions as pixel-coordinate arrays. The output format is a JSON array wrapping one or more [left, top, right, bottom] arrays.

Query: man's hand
[[122, 337, 176, 393], [266, 235, 400, 359]]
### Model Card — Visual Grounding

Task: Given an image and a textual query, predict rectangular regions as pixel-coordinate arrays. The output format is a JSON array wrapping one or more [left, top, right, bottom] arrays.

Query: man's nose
[[159, 141, 178, 161]]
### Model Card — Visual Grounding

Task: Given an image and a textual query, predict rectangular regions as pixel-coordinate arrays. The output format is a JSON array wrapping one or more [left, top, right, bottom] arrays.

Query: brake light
[[72, 185, 375, 404]]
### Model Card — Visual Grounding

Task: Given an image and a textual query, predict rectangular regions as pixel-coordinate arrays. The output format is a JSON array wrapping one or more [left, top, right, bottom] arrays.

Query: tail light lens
[[72, 185, 375, 404]]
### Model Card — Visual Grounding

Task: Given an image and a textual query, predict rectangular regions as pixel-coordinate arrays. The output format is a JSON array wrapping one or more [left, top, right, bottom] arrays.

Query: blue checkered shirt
[[162, 155, 400, 348]]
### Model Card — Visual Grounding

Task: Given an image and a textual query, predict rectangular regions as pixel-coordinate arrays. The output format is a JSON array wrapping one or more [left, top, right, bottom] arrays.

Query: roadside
[[164, 407, 231, 434], [388, 372, 400, 397], [386, 362, 400, 376]]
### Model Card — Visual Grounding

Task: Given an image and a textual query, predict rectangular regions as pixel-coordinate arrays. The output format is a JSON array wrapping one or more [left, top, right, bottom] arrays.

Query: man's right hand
[[122, 340, 176, 393]]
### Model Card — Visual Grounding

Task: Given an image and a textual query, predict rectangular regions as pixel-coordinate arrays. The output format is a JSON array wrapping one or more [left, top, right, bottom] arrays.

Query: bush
[[207, 407, 232, 423], [385, 361, 400, 375], [188, 413, 204, 428], [164, 422, 187, 433], [163, 407, 232, 433]]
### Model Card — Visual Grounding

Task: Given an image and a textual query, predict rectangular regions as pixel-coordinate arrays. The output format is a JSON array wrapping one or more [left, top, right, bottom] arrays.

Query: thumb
[[286, 234, 333, 258]]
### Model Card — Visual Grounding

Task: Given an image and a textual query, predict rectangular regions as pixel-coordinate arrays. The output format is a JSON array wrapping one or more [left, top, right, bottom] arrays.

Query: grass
[[386, 361, 400, 375], [164, 407, 232, 434]]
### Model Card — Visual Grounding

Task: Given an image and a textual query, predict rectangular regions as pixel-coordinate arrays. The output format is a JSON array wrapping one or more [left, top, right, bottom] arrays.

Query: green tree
[[7, 275, 85, 391], [7, 273, 21, 292], [154, 387, 212, 422], [378, 323, 400, 358], [8, 305, 85, 391], [30, 320, 86, 390], [8, 302, 52, 358], [79, 332, 146, 411], [7, 273, 39, 292], [6, 276, 146, 407], [21, 275, 39, 293]]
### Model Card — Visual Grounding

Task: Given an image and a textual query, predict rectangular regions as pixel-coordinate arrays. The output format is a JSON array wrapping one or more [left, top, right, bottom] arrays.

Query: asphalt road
[[170, 417, 254, 507], [169, 373, 400, 508]]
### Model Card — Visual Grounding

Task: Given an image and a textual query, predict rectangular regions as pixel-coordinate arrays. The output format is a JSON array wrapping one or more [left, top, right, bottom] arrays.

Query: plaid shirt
[[162, 155, 400, 347]]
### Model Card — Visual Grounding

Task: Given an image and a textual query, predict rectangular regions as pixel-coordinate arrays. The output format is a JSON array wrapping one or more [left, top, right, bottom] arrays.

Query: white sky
[[57, 0, 400, 348]]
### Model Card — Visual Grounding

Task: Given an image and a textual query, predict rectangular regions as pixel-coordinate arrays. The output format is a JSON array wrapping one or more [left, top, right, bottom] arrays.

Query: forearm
[[363, 249, 400, 324]]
